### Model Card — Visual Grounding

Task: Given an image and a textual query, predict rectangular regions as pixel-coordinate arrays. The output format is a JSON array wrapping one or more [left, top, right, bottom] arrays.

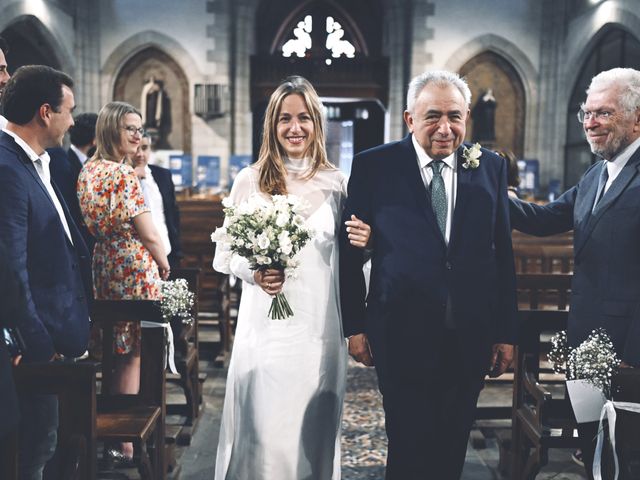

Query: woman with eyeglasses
[[77, 101, 170, 465]]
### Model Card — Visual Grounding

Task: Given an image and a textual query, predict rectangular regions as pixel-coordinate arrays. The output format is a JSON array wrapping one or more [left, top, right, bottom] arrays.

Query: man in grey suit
[[510, 67, 640, 478]]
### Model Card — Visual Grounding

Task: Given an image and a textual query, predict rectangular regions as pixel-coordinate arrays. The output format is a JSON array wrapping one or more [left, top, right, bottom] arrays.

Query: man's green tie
[[430, 160, 447, 238]]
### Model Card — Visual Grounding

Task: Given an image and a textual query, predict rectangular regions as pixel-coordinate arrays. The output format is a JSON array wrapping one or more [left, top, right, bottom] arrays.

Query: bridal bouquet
[[158, 278, 196, 325], [211, 193, 313, 319]]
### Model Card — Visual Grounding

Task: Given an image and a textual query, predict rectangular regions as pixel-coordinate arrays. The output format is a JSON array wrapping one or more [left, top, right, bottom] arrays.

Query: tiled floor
[[173, 356, 588, 479]]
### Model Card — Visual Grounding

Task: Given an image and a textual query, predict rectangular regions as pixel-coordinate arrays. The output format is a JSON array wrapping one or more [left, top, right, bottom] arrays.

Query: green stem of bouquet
[[269, 292, 294, 320]]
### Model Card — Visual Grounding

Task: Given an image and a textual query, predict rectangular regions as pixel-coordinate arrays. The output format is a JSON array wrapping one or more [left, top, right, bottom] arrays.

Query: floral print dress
[[77, 159, 161, 354]]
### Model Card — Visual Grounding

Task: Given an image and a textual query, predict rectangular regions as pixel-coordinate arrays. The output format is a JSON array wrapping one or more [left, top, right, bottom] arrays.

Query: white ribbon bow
[[593, 400, 640, 480], [141, 321, 178, 374]]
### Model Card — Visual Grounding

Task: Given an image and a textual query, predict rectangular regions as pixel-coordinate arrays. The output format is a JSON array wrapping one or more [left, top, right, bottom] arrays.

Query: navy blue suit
[[510, 149, 640, 366], [0, 132, 90, 363], [49, 147, 96, 256], [340, 135, 517, 479], [148, 164, 182, 266]]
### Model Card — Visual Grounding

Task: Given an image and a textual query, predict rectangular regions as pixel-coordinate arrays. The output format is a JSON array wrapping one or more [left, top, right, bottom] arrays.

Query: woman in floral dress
[[77, 101, 170, 462]]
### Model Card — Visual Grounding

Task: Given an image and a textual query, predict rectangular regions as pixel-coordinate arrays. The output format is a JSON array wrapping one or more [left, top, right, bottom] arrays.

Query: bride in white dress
[[213, 76, 370, 480]]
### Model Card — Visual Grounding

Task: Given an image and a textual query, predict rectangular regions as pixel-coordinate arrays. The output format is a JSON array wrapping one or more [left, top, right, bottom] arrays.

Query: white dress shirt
[[0, 115, 7, 130], [69, 143, 88, 165], [2, 128, 73, 243], [140, 165, 172, 255], [412, 134, 458, 244], [603, 135, 640, 193]]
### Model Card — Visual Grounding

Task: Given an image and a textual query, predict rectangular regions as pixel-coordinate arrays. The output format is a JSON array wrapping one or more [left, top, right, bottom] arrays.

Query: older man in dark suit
[[340, 70, 518, 480], [0, 65, 91, 480], [510, 67, 640, 478]]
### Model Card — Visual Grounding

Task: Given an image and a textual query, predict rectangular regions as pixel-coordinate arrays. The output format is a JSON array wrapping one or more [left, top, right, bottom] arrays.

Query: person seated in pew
[[77, 101, 170, 465], [130, 132, 183, 269]]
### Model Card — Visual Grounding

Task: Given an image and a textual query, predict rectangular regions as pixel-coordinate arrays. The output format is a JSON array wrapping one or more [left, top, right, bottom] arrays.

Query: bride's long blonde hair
[[256, 76, 333, 195]]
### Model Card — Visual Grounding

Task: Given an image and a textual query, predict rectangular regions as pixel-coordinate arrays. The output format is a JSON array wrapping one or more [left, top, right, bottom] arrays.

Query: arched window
[[565, 28, 640, 187]]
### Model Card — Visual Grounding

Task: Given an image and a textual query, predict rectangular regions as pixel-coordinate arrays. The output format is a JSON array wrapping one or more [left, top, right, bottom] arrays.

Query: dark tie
[[592, 163, 609, 213], [430, 160, 447, 237]]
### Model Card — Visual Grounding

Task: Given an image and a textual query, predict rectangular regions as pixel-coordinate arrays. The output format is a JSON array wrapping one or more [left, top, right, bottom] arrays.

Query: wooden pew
[[178, 198, 232, 355], [511, 231, 573, 274], [92, 300, 166, 480], [509, 309, 579, 480], [167, 267, 203, 443], [2, 361, 98, 480], [516, 273, 572, 310]]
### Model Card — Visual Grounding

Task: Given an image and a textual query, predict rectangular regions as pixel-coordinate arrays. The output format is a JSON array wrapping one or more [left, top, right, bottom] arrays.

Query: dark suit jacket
[[49, 147, 95, 255], [149, 164, 182, 264], [340, 136, 518, 385], [0, 132, 91, 363], [0, 241, 25, 438], [510, 147, 640, 366]]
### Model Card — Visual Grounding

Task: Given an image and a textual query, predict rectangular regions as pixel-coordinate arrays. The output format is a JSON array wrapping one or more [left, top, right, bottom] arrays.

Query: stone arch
[[562, 3, 640, 103], [101, 31, 202, 108], [111, 46, 192, 153], [0, 6, 74, 75], [444, 34, 538, 156], [458, 51, 527, 158]]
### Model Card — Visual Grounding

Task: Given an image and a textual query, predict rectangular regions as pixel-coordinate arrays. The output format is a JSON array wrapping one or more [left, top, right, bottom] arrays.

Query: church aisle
[[172, 357, 586, 479]]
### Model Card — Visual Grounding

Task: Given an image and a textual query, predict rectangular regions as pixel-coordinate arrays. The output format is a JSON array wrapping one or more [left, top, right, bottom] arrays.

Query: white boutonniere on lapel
[[461, 143, 482, 169]]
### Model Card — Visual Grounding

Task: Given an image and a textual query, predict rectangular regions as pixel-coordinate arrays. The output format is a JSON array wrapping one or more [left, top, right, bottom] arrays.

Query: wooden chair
[[167, 267, 202, 440], [3, 361, 98, 480], [516, 273, 572, 310], [178, 198, 233, 357], [513, 244, 574, 274], [510, 309, 579, 480], [91, 300, 166, 480]]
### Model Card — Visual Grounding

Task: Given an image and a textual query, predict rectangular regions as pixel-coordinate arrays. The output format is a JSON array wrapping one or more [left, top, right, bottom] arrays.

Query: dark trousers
[[579, 419, 640, 480], [380, 330, 486, 480], [17, 393, 58, 480]]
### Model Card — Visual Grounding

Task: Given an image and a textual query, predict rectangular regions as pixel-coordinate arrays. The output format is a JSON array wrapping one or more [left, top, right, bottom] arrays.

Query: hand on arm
[[253, 269, 285, 295], [489, 343, 514, 377], [132, 211, 170, 279], [348, 333, 374, 366], [345, 215, 372, 249]]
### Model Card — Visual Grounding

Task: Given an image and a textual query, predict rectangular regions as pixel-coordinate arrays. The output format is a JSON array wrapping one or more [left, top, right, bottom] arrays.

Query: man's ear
[[403, 110, 414, 133], [38, 103, 52, 126]]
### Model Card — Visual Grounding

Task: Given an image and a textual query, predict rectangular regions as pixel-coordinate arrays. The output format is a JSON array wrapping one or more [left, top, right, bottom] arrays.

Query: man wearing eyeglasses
[[510, 67, 640, 478], [0, 65, 91, 479]]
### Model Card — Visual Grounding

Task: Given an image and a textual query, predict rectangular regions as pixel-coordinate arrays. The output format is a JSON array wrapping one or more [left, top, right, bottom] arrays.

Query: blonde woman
[[213, 76, 370, 479], [77, 101, 169, 463]]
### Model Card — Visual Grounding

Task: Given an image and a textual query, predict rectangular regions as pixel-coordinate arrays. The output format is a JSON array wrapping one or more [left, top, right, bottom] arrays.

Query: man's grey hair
[[406, 70, 472, 113], [587, 68, 640, 113]]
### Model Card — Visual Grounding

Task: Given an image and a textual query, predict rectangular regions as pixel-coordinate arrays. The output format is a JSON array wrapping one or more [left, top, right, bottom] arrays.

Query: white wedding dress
[[213, 158, 348, 480]]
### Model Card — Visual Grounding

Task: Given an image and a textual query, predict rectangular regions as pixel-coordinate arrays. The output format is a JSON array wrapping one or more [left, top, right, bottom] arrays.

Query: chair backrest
[[513, 244, 574, 274], [90, 300, 165, 408], [517, 273, 572, 310], [513, 309, 570, 421]]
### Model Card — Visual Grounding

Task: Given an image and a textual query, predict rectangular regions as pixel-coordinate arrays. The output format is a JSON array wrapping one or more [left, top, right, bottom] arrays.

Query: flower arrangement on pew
[[211, 194, 313, 320], [549, 328, 620, 422], [158, 278, 196, 325]]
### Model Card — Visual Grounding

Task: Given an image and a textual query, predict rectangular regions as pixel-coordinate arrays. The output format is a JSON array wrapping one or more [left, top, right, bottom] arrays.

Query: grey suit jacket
[[510, 146, 640, 365]]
